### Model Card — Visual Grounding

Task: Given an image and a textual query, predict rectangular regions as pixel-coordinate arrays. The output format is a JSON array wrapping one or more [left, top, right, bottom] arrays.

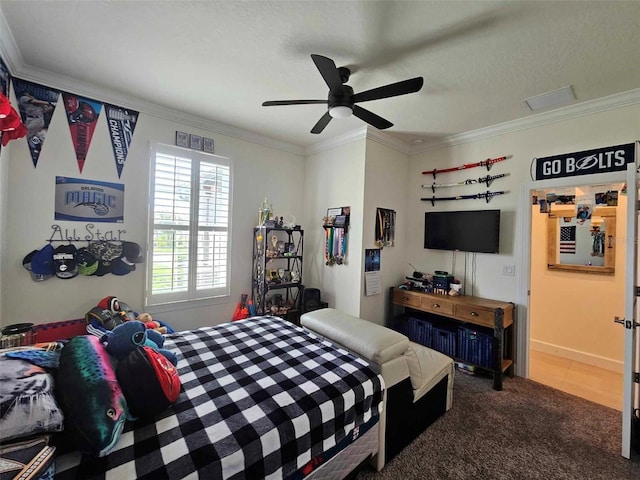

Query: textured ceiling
[[1, 0, 639, 149]]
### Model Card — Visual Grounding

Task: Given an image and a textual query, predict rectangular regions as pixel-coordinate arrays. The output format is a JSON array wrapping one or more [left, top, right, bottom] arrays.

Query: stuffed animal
[[100, 321, 177, 366], [137, 312, 168, 334]]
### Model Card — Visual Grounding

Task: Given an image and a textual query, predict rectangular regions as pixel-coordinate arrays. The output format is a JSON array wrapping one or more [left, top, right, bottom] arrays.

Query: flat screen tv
[[424, 209, 500, 254]]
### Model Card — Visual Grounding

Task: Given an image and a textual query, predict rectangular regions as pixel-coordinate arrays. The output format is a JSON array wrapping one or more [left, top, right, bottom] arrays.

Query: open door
[[620, 158, 639, 459]]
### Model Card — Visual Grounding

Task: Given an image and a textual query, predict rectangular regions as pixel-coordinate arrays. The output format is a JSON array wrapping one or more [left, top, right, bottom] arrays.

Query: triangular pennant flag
[[0, 54, 10, 100], [104, 103, 139, 178], [12, 78, 60, 168], [62, 93, 103, 173]]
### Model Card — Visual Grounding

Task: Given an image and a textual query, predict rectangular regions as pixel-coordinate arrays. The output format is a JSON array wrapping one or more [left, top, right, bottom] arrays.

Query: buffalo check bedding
[[54, 316, 384, 479]]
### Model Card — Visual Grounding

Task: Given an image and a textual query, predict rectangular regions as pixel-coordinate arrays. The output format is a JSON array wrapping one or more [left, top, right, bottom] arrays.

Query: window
[[146, 144, 232, 306]]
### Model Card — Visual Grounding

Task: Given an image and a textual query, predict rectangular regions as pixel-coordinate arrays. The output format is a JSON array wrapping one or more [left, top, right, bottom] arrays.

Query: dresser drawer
[[393, 290, 421, 308], [455, 304, 495, 328], [420, 297, 454, 316]]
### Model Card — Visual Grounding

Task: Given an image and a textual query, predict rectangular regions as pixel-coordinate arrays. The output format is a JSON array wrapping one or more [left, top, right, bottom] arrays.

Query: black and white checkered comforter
[[55, 316, 384, 479]]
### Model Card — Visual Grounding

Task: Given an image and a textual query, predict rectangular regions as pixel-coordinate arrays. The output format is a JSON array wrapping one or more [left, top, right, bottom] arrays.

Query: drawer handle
[[432, 303, 440, 308], [470, 311, 479, 316], [402, 296, 409, 301]]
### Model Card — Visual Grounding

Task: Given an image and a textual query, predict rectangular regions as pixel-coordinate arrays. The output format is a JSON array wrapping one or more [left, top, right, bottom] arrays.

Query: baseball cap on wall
[[75, 247, 99, 276], [122, 241, 144, 263], [53, 245, 78, 279], [22, 248, 55, 282], [110, 257, 136, 276], [23, 245, 55, 281]]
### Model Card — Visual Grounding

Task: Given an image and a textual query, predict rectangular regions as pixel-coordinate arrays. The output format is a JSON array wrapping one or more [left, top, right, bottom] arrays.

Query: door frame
[[515, 170, 629, 379]]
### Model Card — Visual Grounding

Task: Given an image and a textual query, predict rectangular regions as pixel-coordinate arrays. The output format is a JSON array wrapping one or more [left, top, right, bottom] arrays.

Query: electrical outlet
[[502, 264, 515, 276]]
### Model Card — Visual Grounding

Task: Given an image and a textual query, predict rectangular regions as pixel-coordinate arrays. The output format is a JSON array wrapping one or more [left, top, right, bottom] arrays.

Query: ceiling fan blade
[[353, 77, 424, 103], [353, 105, 393, 130], [311, 54, 345, 96], [262, 100, 327, 106], [310, 111, 332, 134]]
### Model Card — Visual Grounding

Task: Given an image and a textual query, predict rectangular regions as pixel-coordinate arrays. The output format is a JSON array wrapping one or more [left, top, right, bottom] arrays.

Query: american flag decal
[[560, 226, 576, 254]]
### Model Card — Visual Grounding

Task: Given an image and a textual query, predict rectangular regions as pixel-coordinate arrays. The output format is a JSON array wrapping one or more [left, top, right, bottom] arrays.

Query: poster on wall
[[104, 103, 139, 178], [375, 208, 396, 248], [364, 248, 381, 296], [62, 93, 103, 173], [534, 143, 636, 180], [12, 78, 60, 167], [55, 177, 124, 223]]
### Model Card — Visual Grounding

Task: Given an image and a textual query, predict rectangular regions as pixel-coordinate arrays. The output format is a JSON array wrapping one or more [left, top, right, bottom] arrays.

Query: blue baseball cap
[[24, 244, 55, 281]]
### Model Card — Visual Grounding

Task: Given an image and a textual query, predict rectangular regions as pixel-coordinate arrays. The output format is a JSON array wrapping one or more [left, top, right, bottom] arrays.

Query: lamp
[[329, 106, 352, 118]]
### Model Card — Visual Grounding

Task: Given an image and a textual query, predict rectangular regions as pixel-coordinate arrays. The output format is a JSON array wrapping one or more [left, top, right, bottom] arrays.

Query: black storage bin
[[392, 315, 411, 336], [408, 317, 433, 348], [432, 323, 457, 357], [458, 326, 493, 369]]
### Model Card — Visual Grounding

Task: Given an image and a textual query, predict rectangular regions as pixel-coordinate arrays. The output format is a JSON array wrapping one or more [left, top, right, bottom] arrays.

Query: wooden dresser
[[390, 287, 515, 390]]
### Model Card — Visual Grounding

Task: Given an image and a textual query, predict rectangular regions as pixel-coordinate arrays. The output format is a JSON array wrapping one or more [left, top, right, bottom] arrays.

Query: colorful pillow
[[0, 356, 64, 442]]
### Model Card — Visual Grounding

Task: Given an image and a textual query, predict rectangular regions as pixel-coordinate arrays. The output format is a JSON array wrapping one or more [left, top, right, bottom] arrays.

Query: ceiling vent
[[524, 85, 576, 111]]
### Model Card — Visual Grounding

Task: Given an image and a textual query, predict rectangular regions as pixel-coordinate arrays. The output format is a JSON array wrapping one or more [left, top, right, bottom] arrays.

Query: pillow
[[0, 356, 64, 442], [0, 435, 55, 480]]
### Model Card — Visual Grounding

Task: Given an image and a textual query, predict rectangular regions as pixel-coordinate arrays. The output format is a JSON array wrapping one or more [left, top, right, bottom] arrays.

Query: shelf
[[390, 287, 514, 391], [266, 282, 303, 290], [252, 228, 304, 324]]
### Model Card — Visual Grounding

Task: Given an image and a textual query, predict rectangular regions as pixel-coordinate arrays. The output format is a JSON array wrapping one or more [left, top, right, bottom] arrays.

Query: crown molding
[[304, 126, 368, 155], [409, 88, 640, 154], [305, 127, 413, 156], [365, 128, 412, 155]]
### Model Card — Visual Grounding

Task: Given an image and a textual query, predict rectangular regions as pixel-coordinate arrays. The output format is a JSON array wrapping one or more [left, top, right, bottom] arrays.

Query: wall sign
[[534, 143, 636, 180], [55, 177, 124, 223]]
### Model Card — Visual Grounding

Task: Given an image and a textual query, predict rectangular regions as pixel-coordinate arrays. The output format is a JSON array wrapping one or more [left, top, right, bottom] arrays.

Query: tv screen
[[424, 209, 500, 254]]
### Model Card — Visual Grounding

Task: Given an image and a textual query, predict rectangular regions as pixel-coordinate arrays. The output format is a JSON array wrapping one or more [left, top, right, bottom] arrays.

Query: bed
[[51, 316, 384, 479]]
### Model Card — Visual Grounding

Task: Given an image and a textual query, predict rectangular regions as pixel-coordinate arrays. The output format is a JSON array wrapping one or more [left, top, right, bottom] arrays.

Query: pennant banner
[[104, 103, 139, 178], [12, 78, 60, 167], [0, 55, 10, 99], [62, 93, 103, 173]]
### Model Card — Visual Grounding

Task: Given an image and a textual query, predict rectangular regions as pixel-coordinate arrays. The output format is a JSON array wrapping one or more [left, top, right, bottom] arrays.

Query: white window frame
[[146, 143, 233, 307]]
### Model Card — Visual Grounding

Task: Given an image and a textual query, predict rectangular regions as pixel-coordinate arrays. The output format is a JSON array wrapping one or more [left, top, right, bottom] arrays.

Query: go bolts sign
[[535, 143, 636, 180]]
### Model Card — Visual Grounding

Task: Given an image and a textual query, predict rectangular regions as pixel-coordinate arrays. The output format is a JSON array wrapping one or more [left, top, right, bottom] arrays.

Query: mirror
[[547, 206, 616, 274]]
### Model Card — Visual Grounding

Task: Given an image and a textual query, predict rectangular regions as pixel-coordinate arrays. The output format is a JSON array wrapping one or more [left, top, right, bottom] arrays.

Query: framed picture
[[190, 134, 203, 150], [176, 131, 188, 148], [203, 137, 214, 153]]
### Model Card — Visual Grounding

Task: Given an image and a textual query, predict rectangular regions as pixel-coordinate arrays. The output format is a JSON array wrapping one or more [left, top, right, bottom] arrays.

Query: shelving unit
[[390, 287, 514, 391], [252, 226, 304, 324]]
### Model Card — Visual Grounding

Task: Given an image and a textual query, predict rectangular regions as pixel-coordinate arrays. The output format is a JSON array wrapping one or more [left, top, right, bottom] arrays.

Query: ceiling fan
[[262, 54, 424, 134]]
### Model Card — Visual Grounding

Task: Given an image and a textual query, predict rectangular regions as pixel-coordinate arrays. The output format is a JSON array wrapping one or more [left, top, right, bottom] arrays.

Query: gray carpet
[[356, 372, 640, 480]]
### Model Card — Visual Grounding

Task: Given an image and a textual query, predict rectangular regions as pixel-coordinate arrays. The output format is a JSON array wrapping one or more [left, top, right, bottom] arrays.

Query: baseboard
[[530, 339, 623, 374]]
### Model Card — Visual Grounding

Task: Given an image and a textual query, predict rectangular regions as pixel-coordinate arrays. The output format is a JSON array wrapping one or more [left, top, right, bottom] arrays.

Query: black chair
[[302, 288, 327, 313]]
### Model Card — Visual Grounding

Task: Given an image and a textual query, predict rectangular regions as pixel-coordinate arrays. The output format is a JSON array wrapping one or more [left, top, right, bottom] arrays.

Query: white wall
[[303, 136, 366, 317], [359, 138, 409, 326], [1, 92, 305, 330], [408, 103, 640, 369]]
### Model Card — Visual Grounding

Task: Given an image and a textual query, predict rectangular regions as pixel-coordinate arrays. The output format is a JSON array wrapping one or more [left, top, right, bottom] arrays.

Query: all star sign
[[535, 143, 636, 180]]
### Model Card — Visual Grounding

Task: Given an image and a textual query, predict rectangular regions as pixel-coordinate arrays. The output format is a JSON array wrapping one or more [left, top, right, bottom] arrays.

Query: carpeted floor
[[356, 371, 640, 480]]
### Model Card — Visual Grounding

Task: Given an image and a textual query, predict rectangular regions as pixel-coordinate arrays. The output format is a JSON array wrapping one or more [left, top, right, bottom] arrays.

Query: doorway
[[524, 177, 627, 410]]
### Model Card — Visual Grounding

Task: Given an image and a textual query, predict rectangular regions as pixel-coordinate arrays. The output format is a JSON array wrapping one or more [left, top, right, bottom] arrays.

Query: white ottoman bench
[[300, 308, 454, 469]]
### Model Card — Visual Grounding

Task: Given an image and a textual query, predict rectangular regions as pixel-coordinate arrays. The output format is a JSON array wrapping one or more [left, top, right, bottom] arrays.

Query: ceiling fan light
[[329, 105, 352, 118]]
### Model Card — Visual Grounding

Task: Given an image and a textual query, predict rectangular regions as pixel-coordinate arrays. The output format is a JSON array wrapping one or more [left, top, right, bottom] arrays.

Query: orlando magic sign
[[55, 177, 124, 222], [535, 143, 636, 180]]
